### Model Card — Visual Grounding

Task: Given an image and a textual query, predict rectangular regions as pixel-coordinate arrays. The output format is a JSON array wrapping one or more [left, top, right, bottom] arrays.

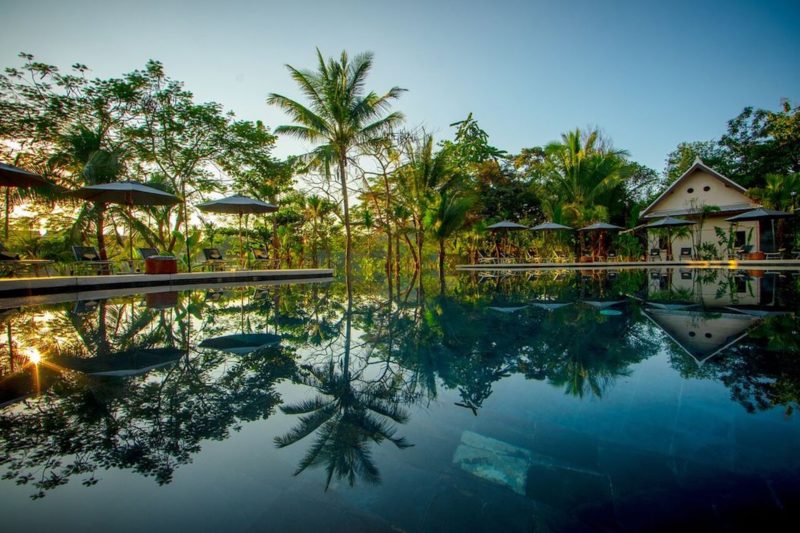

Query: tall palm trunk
[[438, 238, 446, 283], [339, 155, 353, 297], [312, 218, 319, 268], [96, 203, 109, 272]]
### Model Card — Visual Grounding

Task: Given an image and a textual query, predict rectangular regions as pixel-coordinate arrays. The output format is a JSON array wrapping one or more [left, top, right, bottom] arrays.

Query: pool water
[[1, 268, 799, 531]]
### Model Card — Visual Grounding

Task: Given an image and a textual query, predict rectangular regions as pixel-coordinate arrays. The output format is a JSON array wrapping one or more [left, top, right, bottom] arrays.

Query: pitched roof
[[641, 158, 749, 218]]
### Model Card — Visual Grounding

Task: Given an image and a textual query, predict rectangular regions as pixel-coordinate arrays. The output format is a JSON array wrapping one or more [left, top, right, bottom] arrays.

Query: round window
[[687, 187, 694, 193], [705, 333, 712, 338], [688, 331, 696, 337], [703, 185, 710, 192]]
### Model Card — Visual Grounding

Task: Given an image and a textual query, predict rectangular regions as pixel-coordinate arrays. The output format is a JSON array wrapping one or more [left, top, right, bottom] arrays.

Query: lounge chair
[[765, 250, 783, 260], [477, 250, 497, 264], [649, 248, 662, 261], [138, 247, 160, 260], [524, 249, 540, 264], [201, 248, 232, 271], [71, 246, 115, 275], [0, 243, 53, 277], [251, 247, 273, 269], [679, 248, 692, 260]]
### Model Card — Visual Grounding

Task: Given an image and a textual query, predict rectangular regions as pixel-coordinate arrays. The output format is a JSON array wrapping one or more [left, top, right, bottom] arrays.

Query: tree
[[537, 128, 630, 226], [425, 189, 474, 283], [268, 50, 405, 291], [664, 141, 735, 184], [720, 100, 800, 187]]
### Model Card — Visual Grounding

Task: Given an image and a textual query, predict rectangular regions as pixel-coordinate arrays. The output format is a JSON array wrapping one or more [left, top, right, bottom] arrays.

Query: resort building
[[641, 158, 761, 259]]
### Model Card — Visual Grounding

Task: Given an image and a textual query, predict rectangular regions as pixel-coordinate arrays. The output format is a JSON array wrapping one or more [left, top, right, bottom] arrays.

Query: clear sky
[[1, 0, 798, 173]]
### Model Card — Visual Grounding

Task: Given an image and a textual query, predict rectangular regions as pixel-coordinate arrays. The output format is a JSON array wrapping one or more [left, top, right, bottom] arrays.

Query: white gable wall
[[646, 170, 757, 218]]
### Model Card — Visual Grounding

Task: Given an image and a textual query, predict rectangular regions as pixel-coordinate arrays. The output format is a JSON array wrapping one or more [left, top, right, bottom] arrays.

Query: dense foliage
[[1, 51, 798, 275]]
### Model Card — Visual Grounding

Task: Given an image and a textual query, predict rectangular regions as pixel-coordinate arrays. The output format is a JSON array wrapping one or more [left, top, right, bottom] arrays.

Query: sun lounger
[[71, 246, 115, 275], [201, 248, 233, 271]]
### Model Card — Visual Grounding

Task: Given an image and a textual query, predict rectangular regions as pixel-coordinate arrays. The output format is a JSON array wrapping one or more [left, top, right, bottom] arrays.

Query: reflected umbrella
[[199, 333, 281, 356], [51, 347, 183, 377]]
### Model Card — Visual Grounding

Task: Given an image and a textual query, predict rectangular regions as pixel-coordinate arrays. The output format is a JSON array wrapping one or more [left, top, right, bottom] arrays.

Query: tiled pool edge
[[0, 268, 334, 299], [457, 260, 800, 271]]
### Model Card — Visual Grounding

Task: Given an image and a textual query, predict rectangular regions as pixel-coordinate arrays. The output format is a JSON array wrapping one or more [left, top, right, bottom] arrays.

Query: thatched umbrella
[[486, 220, 528, 258], [530, 221, 574, 260], [197, 195, 278, 266], [726, 208, 794, 254], [578, 222, 623, 258], [0, 162, 54, 240], [645, 217, 695, 261], [71, 181, 179, 263]]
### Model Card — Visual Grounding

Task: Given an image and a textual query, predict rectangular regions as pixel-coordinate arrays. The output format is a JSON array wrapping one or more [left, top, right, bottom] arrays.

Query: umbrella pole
[[239, 212, 244, 268], [128, 202, 134, 267], [667, 228, 672, 261], [182, 183, 191, 273], [4, 187, 9, 241], [772, 218, 776, 252]]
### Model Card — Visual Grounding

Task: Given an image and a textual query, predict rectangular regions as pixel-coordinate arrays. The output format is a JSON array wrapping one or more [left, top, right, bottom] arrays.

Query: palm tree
[[541, 129, 629, 226], [49, 125, 124, 260], [304, 195, 335, 268], [398, 134, 455, 272], [267, 50, 405, 289], [426, 190, 474, 283]]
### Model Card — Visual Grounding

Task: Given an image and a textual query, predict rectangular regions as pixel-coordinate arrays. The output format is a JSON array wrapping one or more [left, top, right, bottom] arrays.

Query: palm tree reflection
[[275, 298, 412, 490]]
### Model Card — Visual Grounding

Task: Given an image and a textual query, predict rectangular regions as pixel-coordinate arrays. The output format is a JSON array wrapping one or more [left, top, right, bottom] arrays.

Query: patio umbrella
[[578, 222, 623, 258], [726, 208, 794, 253], [530, 221, 574, 260], [71, 181, 179, 263], [197, 195, 278, 266], [486, 220, 528, 258], [1, 163, 54, 240], [645, 217, 695, 261]]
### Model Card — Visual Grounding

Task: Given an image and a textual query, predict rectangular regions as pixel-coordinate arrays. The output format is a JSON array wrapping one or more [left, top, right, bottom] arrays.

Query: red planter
[[145, 256, 178, 275]]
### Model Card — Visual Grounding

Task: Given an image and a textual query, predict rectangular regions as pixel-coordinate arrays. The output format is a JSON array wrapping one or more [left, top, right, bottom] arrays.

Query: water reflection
[[0, 268, 798, 501]]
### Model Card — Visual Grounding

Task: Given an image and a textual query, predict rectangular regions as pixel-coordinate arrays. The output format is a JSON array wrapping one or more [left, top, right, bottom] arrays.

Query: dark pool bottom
[[0, 268, 798, 531]]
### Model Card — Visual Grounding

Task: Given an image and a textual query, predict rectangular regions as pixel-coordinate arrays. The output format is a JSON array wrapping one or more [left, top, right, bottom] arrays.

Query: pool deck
[[0, 268, 334, 309], [457, 259, 800, 271]]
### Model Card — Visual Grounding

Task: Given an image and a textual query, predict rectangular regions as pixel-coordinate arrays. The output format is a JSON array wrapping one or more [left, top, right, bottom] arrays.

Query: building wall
[[647, 170, 757, 216], [647, 216, 760, 259]]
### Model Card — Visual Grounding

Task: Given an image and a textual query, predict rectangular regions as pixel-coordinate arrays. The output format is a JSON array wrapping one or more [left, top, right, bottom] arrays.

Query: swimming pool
[[1, 268, 798, 531]]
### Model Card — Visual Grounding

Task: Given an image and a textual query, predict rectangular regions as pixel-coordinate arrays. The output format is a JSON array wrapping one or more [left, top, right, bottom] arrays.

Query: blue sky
[[1, 0, 798, 173]]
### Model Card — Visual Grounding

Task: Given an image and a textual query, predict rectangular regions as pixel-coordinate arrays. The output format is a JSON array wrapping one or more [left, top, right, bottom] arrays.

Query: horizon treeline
[[1, 50, 798, 278]]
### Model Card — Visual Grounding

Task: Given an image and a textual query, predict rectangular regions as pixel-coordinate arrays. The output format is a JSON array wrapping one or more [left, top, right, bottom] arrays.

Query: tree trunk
[[438, 238, 446, 282], [96, 203, 110, 274], [394, 232, 401, 277], [403, 233, 417, 269], [339, 154, 353, 297], [312, 219, 319, 268]]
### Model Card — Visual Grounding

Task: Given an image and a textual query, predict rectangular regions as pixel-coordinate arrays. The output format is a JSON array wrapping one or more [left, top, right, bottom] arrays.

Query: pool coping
[[456, 260, 800, 271], [0, 275, 334, 310], [0, 268, 334, 300]]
